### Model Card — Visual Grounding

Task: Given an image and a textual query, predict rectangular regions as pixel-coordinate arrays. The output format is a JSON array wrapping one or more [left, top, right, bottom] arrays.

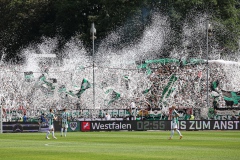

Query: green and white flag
[[58, 85, 77, 98], [211, 80, 219, 91], [224, 91, 240, 105], [160, 74, 178, 103], [142, 88, 151, 94], [39, 74, 46, 81], [105, 89, 121, 105], [24, 71, 34, 82], [123, 75, 129, 90], [76, 78, 91, 98], [58, 85, 67, 92], [39, 74, 55, 90]]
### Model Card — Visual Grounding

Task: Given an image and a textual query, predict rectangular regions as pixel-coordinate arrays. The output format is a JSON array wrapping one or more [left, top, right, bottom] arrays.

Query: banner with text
[[80, 120, 240, 131]]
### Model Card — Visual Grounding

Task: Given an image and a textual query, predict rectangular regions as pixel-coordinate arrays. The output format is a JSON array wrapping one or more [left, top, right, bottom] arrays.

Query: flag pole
[[90, 23, 96, 119], [206, 20, 212, 108], [206, 19, 209, 108]]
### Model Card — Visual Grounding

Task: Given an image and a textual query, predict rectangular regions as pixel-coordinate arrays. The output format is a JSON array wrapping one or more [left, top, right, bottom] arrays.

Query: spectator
[[23, 113, 27, 122], [105, 113, 111, 121], [38, 113, 46, 131], [18, 116, 23, 122], [40, 113, 46, 123], [130, 101, 137, 120], [189, 114, 195, 120], [230, 115, 237, 120]]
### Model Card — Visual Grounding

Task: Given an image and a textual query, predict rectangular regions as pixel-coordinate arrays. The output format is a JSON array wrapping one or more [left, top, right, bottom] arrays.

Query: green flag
[[123, 75, 129, 90], [39, 74, 55, 90], [137, 58, 206, 75], [142, 88, 150, 94], [76, 78, 91, 98], [224, 91, 240, 105], [67, 90, 77, 97], [39, 74, 46, 81], [208, 108, 215, 119], [58, 85, 77, 98], [211, 80, 219, 91], [58, 85, 67, 92], [24, 71, 34, 82], [160, 74, 178, 103], [105, 89, 113, 94], [137, 63, 151, 74], [105, 89, 121, 105]]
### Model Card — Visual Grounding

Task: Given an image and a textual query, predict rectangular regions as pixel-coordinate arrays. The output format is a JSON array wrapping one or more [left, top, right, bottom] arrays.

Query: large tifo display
[[2, 120, 240, 132]]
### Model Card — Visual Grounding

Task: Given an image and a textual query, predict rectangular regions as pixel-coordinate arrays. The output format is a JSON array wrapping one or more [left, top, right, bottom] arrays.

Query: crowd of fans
[[122, 60, 240, 120], [0, 59, 240, 121]]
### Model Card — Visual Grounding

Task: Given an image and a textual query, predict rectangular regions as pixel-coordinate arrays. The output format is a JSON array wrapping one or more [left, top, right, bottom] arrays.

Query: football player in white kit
[[61, 108, 69, 137], [169, 106, 183, 140], [46, 108, 57, 139]]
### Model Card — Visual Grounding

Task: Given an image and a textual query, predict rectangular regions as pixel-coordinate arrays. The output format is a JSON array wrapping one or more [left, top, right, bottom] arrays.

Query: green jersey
[[61, 112, 69, 125], [47, 113, 55, 125], [172, 109, 179, 123]]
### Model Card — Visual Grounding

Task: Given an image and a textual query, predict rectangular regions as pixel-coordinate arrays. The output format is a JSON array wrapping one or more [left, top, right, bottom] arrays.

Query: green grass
[[0, 131, 240, 160]]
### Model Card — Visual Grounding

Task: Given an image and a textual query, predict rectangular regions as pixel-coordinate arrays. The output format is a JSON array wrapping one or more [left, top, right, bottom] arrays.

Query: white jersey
[[172, 109, 179, 123], [47, 112, 55, 126], [61, 112, 69, 125]]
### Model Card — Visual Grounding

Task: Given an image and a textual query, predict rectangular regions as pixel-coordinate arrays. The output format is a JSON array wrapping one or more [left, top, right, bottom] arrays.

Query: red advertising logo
[[81, 122, 90, 131]]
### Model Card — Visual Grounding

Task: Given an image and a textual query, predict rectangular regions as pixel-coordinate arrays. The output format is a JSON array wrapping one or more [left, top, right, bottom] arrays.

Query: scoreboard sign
[[136, 120, 240, 130], [178, 120, 239, 130], [80, 120, 240, 131]]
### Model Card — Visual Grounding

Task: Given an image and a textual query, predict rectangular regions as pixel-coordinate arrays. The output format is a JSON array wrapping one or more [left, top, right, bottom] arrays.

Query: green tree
[[1, 0, 240, 61]]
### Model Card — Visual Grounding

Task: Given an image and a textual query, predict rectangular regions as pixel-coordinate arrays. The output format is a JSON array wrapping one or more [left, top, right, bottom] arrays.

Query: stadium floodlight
[[206, 21, 213, 108], [90, 23, 96, 119]]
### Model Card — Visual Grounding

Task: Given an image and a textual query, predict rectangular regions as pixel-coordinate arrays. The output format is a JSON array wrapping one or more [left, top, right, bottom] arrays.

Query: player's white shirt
[[47, 112, 55, 125], [61, 112, 69, 128], [171, 109, 179, 129], [47, 112, 55, 130]]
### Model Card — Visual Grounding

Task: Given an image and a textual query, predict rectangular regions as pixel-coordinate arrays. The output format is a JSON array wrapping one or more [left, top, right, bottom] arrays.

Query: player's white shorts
[[48, 125, 54, 130], [62, 124, 68, 129], [171, 122, 178, 129]]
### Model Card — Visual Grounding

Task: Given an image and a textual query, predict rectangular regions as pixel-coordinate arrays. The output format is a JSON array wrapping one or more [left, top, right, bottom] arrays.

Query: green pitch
[[0, 131, 239, 160]]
